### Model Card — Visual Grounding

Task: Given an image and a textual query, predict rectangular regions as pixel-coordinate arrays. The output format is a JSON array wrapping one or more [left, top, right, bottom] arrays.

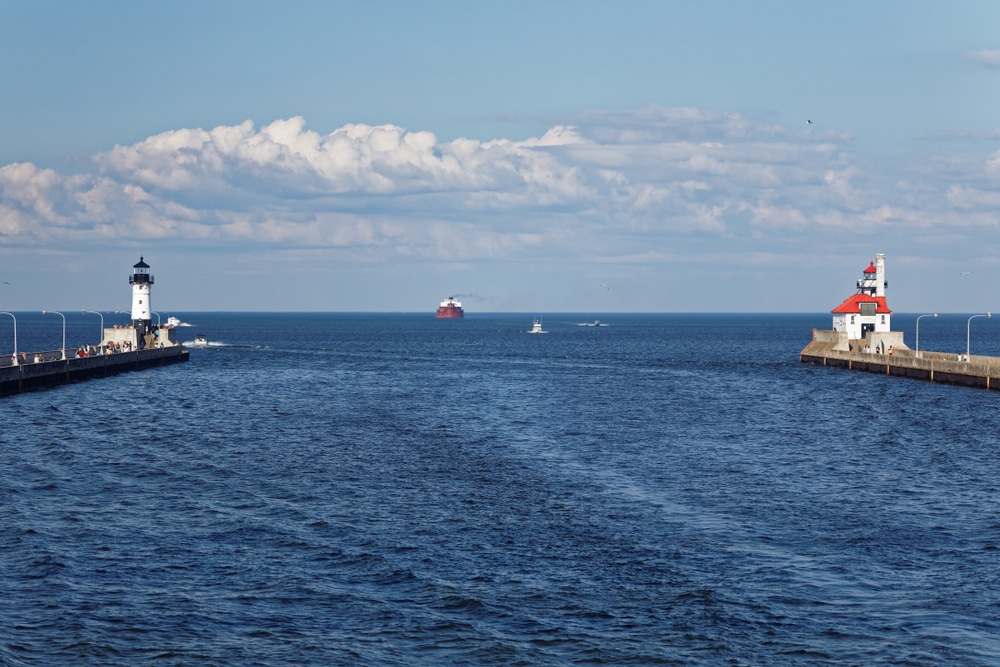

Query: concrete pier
[[800, 329, 1000, 390], [0, 345, 189, 397]]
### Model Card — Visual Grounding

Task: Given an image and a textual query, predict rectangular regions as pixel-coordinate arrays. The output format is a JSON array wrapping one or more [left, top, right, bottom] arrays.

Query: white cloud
[[987, 150, 1000, 174], [945, 184, 1000, 210], [751, 204, 808, 230], [968, 49, 1000, 68], [1, 107, 999, 270]]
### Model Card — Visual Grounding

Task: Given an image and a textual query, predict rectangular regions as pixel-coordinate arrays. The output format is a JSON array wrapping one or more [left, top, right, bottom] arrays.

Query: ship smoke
[[450, 293, 486, 302]]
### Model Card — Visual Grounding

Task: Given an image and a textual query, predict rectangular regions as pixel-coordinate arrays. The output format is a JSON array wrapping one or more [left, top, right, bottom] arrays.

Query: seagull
[[600, 283, 610, 290], [961, 271, 974, 275], [806, 119, 813, 125]]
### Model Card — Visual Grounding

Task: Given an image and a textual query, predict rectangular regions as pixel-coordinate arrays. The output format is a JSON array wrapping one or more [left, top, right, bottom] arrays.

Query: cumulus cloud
[[987, 150, 1000, 174], [967, 49, 1000, 68], [1, 107, 998, 264]]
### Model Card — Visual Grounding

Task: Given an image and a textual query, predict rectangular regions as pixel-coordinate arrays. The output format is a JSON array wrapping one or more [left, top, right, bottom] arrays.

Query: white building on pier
[[831, 253, 892, 340]]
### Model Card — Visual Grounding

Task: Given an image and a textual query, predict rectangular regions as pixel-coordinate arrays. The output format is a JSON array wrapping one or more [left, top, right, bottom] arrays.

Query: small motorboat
[[579, 320, 605, 327], [192, 334, 208, 347], [528, 318, 547, 334]]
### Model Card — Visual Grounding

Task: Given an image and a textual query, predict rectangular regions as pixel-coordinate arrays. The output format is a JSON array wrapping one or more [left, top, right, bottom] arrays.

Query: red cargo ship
[[436, 296, 464, 318]]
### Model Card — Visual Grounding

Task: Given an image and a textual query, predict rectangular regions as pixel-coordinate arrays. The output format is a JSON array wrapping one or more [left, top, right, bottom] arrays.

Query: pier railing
[[801, 330, 1000, 390], [0, 344, 189, 396], [2, 348, 71, 366]]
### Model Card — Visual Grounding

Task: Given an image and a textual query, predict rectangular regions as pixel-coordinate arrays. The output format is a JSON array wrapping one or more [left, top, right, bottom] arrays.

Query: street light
[[42, 310, 66, 360], [967, 312, 991, 361], [0, 311, 16, 365], [83, 310, 105, 354], [915, 313, 937, 359], [151, 311, 161, 327]]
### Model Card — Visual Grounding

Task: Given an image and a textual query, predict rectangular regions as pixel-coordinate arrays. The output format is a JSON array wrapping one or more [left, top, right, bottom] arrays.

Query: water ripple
[[2, 314, 999, 665]]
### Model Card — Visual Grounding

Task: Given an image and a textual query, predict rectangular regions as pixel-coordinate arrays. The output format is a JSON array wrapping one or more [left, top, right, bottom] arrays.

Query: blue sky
[[1, 1, 999, 313]]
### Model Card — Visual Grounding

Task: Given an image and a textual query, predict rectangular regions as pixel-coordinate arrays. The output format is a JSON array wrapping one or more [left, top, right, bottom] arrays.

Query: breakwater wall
[[801, 329, 1000, 391], [0, 345, 188, 397]]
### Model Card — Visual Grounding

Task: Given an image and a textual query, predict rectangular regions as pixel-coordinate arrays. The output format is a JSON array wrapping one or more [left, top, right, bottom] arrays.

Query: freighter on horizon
[[436, 296, 464, 319]]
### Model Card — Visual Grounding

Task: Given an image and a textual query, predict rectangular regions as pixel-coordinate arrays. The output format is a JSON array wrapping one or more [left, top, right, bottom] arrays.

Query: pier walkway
[[0, 345, 189, 397], [801, 329, 1000, 391]]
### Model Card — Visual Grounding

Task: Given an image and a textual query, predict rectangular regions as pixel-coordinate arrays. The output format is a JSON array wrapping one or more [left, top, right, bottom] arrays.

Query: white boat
[[579, 320, 605, 327], [166, 316, 184, 327], [528, 318, 547, 334], [193, 334, 208, 347]]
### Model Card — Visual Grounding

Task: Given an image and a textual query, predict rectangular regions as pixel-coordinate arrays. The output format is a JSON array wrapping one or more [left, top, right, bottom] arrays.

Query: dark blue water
[[3, 313, 1000, 666]]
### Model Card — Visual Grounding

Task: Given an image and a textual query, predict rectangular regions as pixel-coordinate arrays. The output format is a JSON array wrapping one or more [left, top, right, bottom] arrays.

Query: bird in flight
[[600, 283, 610, 290], [806, 119, 813, 125], [961, 271, 974, 275]]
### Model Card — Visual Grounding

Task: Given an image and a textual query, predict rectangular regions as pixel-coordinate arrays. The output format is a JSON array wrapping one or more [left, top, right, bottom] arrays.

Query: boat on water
[[579, 320, 605, 327], [528, 318, 547, 334], [192, 335, 208, 347], [166, 316, 184, 327], [436, 296, 464, 319]]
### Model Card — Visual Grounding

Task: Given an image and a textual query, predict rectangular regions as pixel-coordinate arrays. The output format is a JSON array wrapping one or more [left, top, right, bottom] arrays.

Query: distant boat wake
[[182, 341, 272, 349], [183, 340, 228, 348]]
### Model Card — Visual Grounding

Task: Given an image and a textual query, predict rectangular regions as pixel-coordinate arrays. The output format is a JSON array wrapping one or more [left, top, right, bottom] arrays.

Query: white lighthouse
[[807, 253, 907, 355], [130, 256, 154, 335], [100, 256, 177, 352], [831, 253, 891, 339]]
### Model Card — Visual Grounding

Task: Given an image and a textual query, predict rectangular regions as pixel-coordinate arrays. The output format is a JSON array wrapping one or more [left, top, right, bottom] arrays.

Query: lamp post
[[42, 310, 66, 360], [83, 310, 105, 354], [915, 313, 937, 359], [967, 312, 991, 361], [0, 311, 16, 365], [152, 311, 161, 327]]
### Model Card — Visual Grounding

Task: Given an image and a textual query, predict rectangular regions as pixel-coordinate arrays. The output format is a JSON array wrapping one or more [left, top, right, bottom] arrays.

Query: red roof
[[831, 294, 892, 314], [863, 262, 876, 274]]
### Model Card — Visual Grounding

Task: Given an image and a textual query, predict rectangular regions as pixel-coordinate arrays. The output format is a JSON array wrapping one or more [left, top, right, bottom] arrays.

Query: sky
[[1, 0, 999, 313]]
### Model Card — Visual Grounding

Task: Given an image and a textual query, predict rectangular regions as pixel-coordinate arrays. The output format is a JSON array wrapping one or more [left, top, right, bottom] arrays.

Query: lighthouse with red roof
[[831, 253, 892, 340]]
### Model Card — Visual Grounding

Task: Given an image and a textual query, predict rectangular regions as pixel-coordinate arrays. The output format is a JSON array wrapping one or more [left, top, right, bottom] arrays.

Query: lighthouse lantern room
[[831, 253, 892, 340], [129, 256, 155, 335]]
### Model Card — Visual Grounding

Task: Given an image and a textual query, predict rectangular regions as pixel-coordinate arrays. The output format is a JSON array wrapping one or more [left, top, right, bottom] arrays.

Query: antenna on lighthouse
[[875, 253, 886, 297]]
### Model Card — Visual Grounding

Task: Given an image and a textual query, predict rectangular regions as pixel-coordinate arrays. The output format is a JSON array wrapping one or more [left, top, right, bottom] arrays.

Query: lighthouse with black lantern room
[[129, 256, 154, 336]]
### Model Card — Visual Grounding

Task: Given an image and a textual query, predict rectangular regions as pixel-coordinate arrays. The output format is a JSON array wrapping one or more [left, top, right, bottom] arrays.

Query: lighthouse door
[[861, 323, 875, 336]]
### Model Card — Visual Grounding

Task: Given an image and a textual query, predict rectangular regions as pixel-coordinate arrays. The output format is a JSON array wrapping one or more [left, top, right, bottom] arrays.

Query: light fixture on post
[[967, 312, 991, 361], [0, 311, 16, 365], [42, 310, 66, 360], [915, 313, 937, 359], [83, 310, 105, 355]]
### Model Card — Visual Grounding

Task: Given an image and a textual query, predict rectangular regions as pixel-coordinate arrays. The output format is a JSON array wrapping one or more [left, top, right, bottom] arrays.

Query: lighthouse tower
[[856, 253, 886, 297], [831, 253, 892, 340], [129, 256, 154, 335]]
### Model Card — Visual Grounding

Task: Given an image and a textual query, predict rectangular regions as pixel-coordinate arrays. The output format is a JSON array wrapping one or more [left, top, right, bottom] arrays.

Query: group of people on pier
[[7, 340, 139, 366]]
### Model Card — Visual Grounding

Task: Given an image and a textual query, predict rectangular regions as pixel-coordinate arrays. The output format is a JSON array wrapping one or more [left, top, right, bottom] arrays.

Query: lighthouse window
[[860, 303, 876, 317], [850, 315, 855, 324], [881, 315, 886, 324]]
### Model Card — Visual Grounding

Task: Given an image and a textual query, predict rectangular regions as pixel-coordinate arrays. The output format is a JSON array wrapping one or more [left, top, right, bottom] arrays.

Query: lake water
[[2, 313, 999, 665]]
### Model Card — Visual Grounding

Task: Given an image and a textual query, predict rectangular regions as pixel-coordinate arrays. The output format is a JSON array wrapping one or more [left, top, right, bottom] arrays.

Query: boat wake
[[182, 341, 273, 350]]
